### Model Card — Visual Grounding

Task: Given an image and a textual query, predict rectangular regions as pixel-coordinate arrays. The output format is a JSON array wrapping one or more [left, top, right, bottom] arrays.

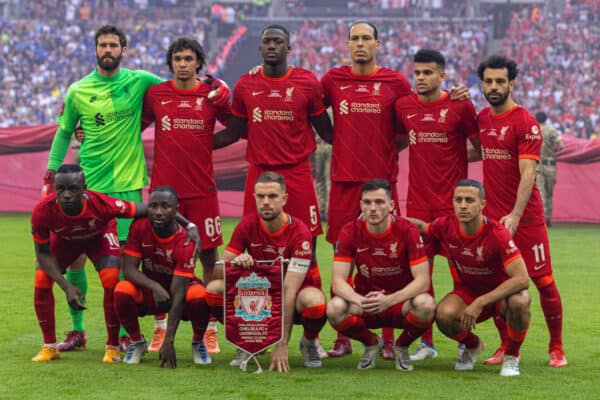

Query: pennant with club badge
[[224, 258, 285, 373]]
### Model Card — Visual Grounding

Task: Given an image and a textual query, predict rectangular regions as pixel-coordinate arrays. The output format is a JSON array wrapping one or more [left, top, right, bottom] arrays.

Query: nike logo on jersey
[[449, 243, 458, 248], [340, 85, 352, 90], [407, 113, 419, 119], [250, 243, 262, 247], [161, 100, 173, 105], [210, 237, 220, 242], [55, 227, 66, 233], [142, 243, 153, 247], [534, 263, 546, 271], [356, 248, 369, 253], [252, 91, 264, 96]]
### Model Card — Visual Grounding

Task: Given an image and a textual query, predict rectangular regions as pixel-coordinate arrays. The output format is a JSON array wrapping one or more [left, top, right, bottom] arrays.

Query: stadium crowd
[[502, 4, 599, 138], [1, 0, 598, 138]]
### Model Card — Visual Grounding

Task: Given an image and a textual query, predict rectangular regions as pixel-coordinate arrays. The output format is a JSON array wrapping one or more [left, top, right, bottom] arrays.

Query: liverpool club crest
[[234, 273, 273, 321]]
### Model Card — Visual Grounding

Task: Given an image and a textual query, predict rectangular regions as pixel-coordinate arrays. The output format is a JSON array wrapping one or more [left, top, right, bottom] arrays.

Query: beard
[[484, 88, 510, 106], [96, 54, 122, 71]]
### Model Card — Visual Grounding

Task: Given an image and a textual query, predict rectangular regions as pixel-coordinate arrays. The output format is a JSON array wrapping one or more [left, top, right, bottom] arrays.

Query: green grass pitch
[[1, 213, 599, 399]]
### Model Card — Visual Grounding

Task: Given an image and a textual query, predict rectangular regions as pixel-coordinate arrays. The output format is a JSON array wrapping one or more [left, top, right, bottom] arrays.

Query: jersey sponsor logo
[[339, 99, 349, 115], [161, 115, 171, 131], [301, 241, 310, 251], [421, 114, 435, 122], [234, 272, 272, 321], [285, 87, 294, 102], [252, 107, 263, 123], [115, 200, 127, 214], [142, 258, 174, 275], [173, 117, 205, 130], [507, 240, 518, 254], [288, 257, 310, 272], [178, 101, 192, 108], [161, 100, 174, 105], [268, 90, 281, 98], [95, 112, 105, 126], [252, 91, 264, 96], [359, 264, 369, 278], [438, 108, 448, 123], [499, 126, 509, 141], [415, 131, 449, 144], [526, 125, 541, 140], [355, 85, 370, 93], [455, 260, 493, 276], [340, 85, 352, 90], [482, 147, 511, 160], [409, 130, 417, 145], [407, 113, 419, 119]]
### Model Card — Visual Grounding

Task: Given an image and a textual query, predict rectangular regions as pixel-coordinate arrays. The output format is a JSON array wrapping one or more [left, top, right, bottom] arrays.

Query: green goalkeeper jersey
[[48, 68, 163, 192]]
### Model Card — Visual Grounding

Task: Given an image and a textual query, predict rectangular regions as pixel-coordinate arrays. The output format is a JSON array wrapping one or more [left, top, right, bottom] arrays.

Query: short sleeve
[[517, 114, 542, 161], [231, 80, 247, 119], [123, 219, 143, 258], [173, 238, 196, 278], [225, 216, 250, 254], [333, 222, 355, 263], [31, 203, 51, 244]]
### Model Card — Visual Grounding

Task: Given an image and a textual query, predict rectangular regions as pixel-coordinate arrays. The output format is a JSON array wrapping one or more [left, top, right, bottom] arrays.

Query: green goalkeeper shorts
[[104, 189, 143, 242]]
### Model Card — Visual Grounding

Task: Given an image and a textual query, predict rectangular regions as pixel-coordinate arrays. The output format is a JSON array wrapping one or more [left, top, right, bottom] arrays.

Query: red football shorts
[[451, 284, 501, 323], [326, 180, 399, 244], [407, 208, 454, 258], [362, 302, 406, 329], [178, 194, 223, 250], [513, 221, 553, 278], [50, 220, 120, 272], [244, 161, 322, 236]]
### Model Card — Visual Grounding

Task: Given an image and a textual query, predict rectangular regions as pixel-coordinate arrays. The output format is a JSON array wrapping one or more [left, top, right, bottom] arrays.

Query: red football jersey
[[231, 68, 325, 166], [321, 66, 412, 183], [477, 105, 545, 223], [426, 215, 522, 296], [31, 191, 135, 243], [395, 92, 477, 211], [334, 216, 427, 296], [123, 218, 196, 290], [225, 213, 314, 282], [142, 79, 231, 199]]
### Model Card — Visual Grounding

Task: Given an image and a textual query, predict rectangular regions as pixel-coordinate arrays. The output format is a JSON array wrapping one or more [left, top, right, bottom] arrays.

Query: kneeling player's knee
[[185, 285, 207, 303], [99, 268, 120, 289], [205, 279, 224, 295], [507, 292, 531, 315], [435, 302, 458, 328], [34, 269, 54, 289], [326, 297, 347, 323], [297, 287, 326, 308], [412, 293, 436, 319]]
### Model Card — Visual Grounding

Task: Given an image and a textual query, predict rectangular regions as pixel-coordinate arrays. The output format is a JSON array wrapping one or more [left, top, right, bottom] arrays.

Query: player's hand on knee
[[362, 291, 389, 314], [449, 85, 471, 101], [152, 285, 171, 309], [269, 343, 289, 373], [159, 341, 177, 369], [461, 300, 483, 331]]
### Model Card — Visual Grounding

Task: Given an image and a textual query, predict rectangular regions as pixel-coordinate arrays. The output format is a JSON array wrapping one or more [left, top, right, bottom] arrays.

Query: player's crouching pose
[[205, 172, 328, 372], [115, 186, 211, 367], [327, 179, 434, 371], [31, 165, 199, 363], [410, 179, 531, 376]]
